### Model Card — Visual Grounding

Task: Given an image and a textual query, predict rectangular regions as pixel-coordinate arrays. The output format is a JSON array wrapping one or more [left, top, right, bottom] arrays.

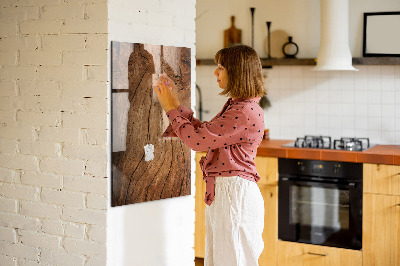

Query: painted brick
[[41, 188, 85, 208], [62, 19, 107, 34], [63, 144, 107, 162], [64, 222, 85, 239], [17, 111, 60, 127], [0, 196, 17, 213], [0, 110, 16, 125], [61, 207, 106, 226], [19, 141, 58, 157], [64, 175, 107, 195], [42, 34, 85, 51], [0, 138, 18, 154], [87, 225, 106, 243], [21, 171, 62, 189], [38, 96, 85, 113], [61, 81, 107, 98], [0, 126, 34, 141], [19, 230, 61, 251], [0, 255, 16, 266], [1, 0, 62, 6], [6, 96, 40, 112], [86, 193, 107, 210], [0, 154, 38, 171], [84, 161, 107, 177], [85, 34, 108, 51], [20, 200, 61, 219], [18, 80, 61, 97], [0, 183, 38, 201], [0, 226, 17, 243], [40, 158, 84, 176], [40, 249, 85, 266], [85, 3, 108, 20], [86, 254, 106, 266], [0, 36, 40, 52], [0, 241, 39, 261], [38, 127, 79, 143], [20, 21, 61, 35], [41, 4, 84, 20], [85, 129, 107, 145], [0, 66, 36, 81], [62, 113, 107, 129], [0, 212, 41, 231], [85, 65, 107, 82], [0, 7, 39, 22], [18, 259, 42, 266], [63, 238, 106, 257], [19, 51, 62, 66], [63, 50, 107, 65], [0, 51, 17, 65], [37, 66, 84, 82], [41, 219, 63, 236], [0, 81, 16, 97], [0, 168, 15, 183]]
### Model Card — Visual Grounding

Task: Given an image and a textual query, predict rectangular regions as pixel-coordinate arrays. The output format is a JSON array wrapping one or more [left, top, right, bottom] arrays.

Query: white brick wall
[[0, 0, 108, 265]]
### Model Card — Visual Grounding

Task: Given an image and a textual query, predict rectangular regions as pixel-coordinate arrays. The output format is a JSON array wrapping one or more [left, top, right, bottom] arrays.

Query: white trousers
[[205, 176, 264, 266]]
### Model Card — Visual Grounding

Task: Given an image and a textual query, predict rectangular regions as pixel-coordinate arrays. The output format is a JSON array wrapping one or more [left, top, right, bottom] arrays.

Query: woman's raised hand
[[159, 74, 180, 109], [153, 74, 177, 113]]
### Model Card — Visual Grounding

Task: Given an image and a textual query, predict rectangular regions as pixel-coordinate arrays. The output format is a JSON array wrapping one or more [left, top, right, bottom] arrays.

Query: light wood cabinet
[[259, 184, 278, 266], [195, 152, 207, 258], [363, 163, 400, 196], [363, 163, 400, 266], [363, 193, 400, 266], [276, 241, 362, 266], [255, 156, 278, 186]]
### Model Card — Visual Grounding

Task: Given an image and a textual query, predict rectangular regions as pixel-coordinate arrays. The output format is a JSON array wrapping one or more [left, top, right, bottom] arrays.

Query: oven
[[278, 158, 363, 250]]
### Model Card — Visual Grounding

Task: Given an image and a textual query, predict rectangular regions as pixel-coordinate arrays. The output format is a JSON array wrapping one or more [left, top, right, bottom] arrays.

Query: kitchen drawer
[[276, 240, 362, 266], [364, 164, 400, 196]]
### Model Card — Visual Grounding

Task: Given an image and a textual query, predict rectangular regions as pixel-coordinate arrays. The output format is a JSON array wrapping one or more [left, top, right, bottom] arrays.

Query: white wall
[[107, 1, 196, 266], [196, 0, 400, 145], [0, 0, 108, 265]]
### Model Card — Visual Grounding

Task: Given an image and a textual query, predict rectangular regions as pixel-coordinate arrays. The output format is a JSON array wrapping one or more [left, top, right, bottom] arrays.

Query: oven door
[[278, 176, 362, 250]]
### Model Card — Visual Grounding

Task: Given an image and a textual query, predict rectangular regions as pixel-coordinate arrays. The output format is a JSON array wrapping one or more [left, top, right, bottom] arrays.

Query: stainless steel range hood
[[314, 0, 358, 71]]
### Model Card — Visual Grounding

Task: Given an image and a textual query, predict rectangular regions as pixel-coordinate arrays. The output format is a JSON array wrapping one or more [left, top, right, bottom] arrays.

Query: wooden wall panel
[[111, 41, 191, 206]]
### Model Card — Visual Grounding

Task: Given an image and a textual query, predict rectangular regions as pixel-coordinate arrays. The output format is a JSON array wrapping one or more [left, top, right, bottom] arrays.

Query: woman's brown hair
[[214, 44, 266, 99]]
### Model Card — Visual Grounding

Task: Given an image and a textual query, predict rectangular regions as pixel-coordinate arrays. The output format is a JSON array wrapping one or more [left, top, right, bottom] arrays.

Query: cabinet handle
[[307, 252, 328, 256], [397, 204, 400, 207]]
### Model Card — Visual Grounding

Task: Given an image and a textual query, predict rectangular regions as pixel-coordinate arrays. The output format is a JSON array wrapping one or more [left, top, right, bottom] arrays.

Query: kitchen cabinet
[[194, 154, 279, 265], [363, 163, 400, 196], [363, 163, 400, 266], [195, 152, 207, 258], [276, 241, 362, 266]]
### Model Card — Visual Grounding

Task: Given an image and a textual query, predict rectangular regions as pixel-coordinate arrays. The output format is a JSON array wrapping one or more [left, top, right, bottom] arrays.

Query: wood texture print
[[111, 41, 191, 207]]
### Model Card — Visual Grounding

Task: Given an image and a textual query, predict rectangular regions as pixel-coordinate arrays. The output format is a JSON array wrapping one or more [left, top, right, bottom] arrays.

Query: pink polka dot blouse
[[162, 97, 265, 205]]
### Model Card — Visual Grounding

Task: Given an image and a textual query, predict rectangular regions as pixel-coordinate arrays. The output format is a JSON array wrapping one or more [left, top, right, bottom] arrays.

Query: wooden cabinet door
[[255, 156, 278, 186], [259, 185, 278, 266], [363, 193, 400, 266], [195, 152, 207, 258], [364, 164, 400, 196], [276, 241, 362, 266]]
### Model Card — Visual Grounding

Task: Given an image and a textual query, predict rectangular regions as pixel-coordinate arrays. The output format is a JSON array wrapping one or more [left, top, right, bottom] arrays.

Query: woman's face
[[214, 64, 228, 89]]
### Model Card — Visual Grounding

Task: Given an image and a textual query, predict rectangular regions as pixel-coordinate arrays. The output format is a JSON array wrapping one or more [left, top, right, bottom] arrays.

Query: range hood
[[314, 0, 358, 71]]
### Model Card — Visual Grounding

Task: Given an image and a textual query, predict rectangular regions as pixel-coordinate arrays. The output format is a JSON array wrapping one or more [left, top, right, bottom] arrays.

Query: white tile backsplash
[[196, 65, 400, 144]]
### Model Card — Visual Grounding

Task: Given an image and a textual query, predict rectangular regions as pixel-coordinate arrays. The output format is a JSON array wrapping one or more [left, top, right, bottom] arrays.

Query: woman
[[153, 44, 266, 266]]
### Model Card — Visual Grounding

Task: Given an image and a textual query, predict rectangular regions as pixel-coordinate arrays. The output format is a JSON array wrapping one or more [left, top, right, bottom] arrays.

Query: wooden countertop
[[256, 139, 400, 165]]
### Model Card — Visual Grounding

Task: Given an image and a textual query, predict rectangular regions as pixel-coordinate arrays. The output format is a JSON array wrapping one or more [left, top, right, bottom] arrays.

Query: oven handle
[[280, 177, 357, 189]]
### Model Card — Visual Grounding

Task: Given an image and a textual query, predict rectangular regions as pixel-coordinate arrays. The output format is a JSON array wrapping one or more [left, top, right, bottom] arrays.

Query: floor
[[195, 257, 204, 266]]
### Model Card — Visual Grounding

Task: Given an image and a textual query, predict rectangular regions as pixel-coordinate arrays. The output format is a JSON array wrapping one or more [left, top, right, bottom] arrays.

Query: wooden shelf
[[196, 57, 400, 67]]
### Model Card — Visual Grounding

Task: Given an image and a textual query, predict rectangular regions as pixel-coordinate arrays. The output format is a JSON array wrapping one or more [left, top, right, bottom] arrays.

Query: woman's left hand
[[153, 76, 175, 113]]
